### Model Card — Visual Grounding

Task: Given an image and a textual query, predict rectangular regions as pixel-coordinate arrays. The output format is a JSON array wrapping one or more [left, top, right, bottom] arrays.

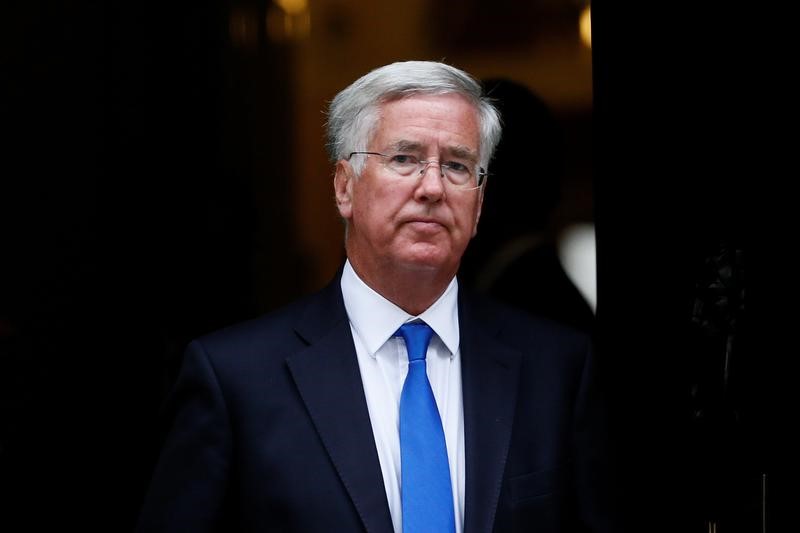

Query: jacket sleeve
[[135, 340, 232, 533]]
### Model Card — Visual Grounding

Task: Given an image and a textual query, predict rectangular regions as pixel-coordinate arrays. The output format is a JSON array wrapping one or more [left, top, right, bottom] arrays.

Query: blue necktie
[[396, 322, 455, 533]]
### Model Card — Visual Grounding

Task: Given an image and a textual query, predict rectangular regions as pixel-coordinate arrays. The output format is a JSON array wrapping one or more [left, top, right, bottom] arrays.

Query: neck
[[347, 256, 456, 316]]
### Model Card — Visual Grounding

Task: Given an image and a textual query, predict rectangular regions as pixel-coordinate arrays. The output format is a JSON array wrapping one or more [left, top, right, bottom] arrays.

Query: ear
[[471, 179, 487, 237], [334, 159, 355, 220]]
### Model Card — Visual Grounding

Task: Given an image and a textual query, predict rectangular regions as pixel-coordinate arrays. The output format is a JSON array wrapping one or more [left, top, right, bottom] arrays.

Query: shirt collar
[[340, 259, 460, 358]]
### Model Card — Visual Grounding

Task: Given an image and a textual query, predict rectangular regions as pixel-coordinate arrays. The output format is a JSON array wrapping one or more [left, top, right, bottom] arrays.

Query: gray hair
[[326, 61, 502, 175]]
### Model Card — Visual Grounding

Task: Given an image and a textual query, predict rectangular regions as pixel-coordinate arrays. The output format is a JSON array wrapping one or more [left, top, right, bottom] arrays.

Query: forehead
[[371, 93, 480, 154]]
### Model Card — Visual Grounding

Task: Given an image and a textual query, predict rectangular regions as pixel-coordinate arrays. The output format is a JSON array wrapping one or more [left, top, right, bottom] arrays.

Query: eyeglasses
[[348, 152, 487, 189]]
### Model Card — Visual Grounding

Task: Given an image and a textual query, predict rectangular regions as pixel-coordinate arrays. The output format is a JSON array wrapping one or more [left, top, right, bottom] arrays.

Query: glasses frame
[[348, 151, 488, 190]]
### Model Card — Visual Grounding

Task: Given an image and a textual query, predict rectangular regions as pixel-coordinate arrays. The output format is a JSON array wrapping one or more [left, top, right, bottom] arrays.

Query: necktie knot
[[395, 322, 434, 362]]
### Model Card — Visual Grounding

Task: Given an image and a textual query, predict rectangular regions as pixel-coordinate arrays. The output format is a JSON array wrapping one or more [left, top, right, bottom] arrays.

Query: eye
[[442, 161, 469, 173], [389, 154, 418, 165], [385, 153, 420, 176]]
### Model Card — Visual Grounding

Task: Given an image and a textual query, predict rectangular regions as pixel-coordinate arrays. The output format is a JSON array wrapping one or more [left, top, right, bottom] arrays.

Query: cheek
[[352, 189, 394, 236], [355, 184, 403, 221], [459, 201, 481, 234]]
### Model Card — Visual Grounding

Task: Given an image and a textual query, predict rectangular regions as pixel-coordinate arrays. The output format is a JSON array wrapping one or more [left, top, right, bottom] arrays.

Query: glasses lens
[[378, 152, 482, 189], [441, 163, 473, 186], [385, 154, 420, 176]]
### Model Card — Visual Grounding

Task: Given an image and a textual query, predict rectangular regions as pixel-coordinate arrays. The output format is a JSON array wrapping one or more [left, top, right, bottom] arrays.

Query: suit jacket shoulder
[[137, 277, 395, 533], [195, 276, 348, 362], [460, 287, 592, 366]]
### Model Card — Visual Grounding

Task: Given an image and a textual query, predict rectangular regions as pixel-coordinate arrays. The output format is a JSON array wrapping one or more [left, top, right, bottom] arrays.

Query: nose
[[414, 161, 445, 203], [418, 160, 445, 178]]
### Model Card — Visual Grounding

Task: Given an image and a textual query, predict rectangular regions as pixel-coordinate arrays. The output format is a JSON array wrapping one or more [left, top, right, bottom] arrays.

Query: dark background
[[592, 2, 787, 531], [1, 1, 786, 531]]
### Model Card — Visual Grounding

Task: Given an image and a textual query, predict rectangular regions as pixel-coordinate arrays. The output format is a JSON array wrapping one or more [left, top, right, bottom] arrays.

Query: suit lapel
[[285, 279, 522, 533], [459, 294, 523, 533], [286, 280, 394, 533]]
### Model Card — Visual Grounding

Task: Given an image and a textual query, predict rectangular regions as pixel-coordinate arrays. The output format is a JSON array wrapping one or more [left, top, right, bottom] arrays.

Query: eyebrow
[[386, 140, 478, 162], [387, 140, 424, 153], [447, 145, 478, 163]]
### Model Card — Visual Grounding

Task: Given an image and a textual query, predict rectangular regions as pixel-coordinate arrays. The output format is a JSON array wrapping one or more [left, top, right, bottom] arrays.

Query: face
[[334, 93, 485, 281]]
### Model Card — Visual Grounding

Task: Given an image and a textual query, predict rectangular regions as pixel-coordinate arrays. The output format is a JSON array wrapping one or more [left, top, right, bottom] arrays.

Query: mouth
[[404, 219, 446, 233]]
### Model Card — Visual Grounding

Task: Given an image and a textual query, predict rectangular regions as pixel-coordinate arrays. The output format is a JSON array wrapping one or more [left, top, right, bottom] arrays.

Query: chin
[[384, 239, 464, 276], [393, 251, 453, 274]]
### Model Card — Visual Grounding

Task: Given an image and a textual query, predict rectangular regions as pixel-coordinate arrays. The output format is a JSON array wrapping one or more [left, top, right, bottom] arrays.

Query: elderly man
[[137, 61, 618, 533]]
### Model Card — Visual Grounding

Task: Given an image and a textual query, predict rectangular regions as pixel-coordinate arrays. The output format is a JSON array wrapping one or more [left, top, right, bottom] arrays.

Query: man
[[137, 61, 618, 532]]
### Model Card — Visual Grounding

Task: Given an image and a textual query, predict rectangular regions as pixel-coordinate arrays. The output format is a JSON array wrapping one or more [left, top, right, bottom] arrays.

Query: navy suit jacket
[[136, 275, 619, 532]]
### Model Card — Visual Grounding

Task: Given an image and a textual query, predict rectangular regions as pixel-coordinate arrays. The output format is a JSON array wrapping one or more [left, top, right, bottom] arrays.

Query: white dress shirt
[[340, 260, 465, 533]]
